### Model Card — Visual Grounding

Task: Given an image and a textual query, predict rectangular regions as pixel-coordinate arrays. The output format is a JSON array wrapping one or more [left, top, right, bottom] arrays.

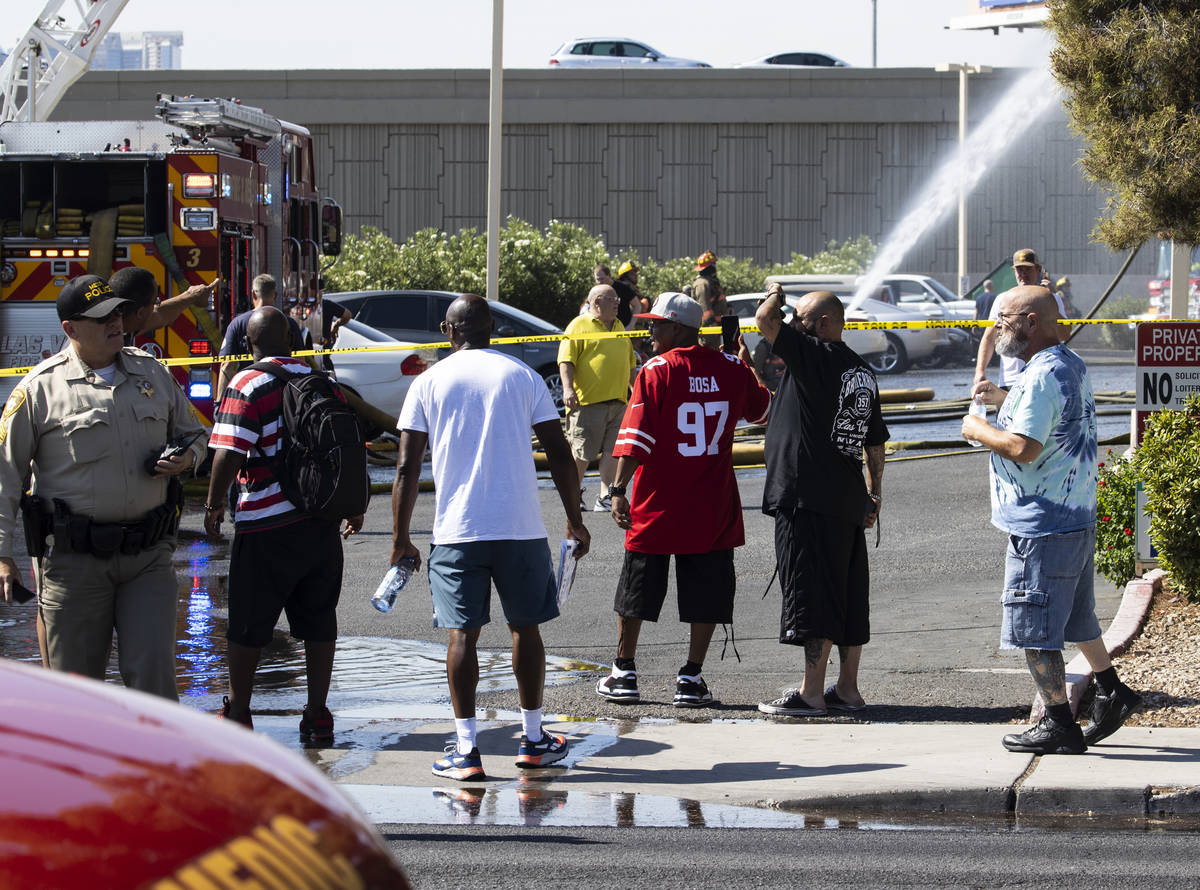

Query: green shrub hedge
[[324, 219, 876, 327]]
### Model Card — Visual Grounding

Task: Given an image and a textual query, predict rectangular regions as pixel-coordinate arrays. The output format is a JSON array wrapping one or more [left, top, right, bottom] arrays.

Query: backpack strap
[[247, 361, 295, 460]]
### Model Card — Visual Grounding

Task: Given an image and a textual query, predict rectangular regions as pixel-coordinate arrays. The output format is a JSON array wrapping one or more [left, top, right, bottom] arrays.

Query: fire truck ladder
[[0, 0, 131, 123], [154, 94, 282, 142]]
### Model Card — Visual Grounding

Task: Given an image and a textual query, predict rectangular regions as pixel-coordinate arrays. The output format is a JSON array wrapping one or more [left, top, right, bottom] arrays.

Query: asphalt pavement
[[194, 445, 1200, 825]]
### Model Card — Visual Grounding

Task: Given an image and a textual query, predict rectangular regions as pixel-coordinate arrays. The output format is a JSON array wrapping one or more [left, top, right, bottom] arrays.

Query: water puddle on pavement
[[0, 532, 601, 717], [349, 784, 826, 829]]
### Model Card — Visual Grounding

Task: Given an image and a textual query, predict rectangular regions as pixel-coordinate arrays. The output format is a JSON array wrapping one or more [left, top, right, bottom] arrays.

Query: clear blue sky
[[1, 0, 1053, 70]]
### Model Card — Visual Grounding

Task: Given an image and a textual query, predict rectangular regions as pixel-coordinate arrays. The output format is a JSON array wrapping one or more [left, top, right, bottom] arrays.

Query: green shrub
[[326, 220, 876, 327], [1134, 393, 1200, 602], [1095, 294, 1149, 350], [322, 226, 405, 293], [1095, 447, 1137, 587]]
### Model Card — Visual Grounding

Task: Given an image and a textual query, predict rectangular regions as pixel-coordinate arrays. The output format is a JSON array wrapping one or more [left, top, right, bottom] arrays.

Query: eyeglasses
[[438, 320, 458, 335], [647, 320, 675, 334], [996, 311, 1034, 322]]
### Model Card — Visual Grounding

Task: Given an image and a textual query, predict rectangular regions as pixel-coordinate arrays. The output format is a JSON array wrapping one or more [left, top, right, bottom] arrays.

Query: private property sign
[[1134, 321, 1200, 565], [1135, 321, 1200, 434]]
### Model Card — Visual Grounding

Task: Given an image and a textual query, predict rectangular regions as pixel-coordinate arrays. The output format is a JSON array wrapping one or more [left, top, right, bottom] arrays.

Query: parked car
[[724, 292, 887, 388], [326, 318, 438, 426], [873, 274, 975, 319], [0, 659, 413, 889], [764, 275, 954, 374], [329, 290, 566, 410], [733, 51, 850, 68], [548, 37, 710, 68]]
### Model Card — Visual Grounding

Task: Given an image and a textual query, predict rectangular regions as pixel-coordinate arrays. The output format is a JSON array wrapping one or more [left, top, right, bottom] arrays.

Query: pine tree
[[1048, 0, 1200, 248]]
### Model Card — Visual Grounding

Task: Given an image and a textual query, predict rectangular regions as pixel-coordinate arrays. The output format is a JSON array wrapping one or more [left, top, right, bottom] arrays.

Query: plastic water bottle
[[966, 395, 987, 447], [371, 558, 416, 613]]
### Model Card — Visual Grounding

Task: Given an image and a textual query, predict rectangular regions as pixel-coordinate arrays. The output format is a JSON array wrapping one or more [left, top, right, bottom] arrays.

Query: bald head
[[445, 293, 493, 348], [246, 306, 292, 359], [793, 290, 846, 342], [994, 285, 1060, 360]]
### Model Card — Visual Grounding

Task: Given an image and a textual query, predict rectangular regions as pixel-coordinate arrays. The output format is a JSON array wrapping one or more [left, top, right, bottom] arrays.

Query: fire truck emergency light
[[188, 339, 211, 356], [188, 382, 212, 400], [183, 173, 217, 197]]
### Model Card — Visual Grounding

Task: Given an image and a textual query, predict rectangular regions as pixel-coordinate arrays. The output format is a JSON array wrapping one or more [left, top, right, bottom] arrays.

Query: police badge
[[136, 378, 155, 399]]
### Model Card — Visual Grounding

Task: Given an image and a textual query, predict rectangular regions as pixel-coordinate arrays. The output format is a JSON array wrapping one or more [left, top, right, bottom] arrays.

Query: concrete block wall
[[48, 67, 1153, 293]]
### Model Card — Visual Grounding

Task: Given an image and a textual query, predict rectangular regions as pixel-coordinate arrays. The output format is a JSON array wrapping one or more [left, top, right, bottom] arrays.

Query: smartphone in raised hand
[[721, 316, 740, 354]]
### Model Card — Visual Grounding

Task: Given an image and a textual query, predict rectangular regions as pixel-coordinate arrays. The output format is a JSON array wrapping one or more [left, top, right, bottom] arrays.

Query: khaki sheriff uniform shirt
[[0, 345, 207, 559]]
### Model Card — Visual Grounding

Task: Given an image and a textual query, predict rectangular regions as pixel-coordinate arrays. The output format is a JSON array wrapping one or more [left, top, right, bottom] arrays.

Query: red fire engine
[[0, 94, 342, 419]]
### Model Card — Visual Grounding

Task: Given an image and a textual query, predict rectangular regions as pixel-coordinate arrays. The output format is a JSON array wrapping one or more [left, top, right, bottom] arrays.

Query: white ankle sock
[[454, 717, 476, 755], [521, 707, 544, 742]]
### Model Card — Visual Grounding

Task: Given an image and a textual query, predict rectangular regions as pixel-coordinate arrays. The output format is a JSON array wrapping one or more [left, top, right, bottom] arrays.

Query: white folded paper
[[556, 538, 579, 607]]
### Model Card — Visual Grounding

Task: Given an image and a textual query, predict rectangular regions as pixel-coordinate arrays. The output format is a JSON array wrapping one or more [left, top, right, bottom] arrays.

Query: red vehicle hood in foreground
[[0, 660, 410, 889]]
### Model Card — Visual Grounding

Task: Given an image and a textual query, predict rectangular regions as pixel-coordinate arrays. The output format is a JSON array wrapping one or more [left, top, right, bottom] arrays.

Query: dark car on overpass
[[329, 289, 567, 410]]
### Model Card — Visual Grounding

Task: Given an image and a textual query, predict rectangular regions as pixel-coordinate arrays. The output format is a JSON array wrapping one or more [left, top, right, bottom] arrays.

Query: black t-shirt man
[[762, 323, 889, 526], [611, 279, 636, 327]]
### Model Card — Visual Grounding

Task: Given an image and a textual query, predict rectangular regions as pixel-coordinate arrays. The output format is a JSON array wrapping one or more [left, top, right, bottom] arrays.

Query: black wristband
[[608, 484, 627, 498]]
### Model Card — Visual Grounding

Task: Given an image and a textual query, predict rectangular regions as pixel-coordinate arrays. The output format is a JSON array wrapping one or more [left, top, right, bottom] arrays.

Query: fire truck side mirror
[[321, 203, 343, 257]]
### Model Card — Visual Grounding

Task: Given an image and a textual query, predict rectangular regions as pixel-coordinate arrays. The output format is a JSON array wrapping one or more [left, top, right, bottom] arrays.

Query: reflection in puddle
[[347, 784, 828, 829]]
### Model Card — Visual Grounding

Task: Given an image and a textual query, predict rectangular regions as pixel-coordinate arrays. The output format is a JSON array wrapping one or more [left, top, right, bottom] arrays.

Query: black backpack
[[250, 361, 369, 522]]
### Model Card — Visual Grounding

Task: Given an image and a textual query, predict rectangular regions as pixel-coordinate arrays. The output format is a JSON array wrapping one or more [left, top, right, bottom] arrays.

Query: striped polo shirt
[[208, 356, 320, 532]]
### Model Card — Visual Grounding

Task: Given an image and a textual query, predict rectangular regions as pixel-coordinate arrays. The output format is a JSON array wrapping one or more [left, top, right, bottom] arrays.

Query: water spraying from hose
[[851, 67, 1061, 310]]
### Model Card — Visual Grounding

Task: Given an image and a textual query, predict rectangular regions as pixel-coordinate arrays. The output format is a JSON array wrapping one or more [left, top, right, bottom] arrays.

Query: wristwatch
[[608, 484, 627, 498]]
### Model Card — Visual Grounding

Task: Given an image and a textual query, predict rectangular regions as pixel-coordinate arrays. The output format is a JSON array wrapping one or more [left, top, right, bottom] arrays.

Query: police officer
[[0, 274, 205, 700]]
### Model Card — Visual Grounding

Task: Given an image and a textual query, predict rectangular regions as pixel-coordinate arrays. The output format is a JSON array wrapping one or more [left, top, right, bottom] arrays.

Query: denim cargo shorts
[[1000, 526, 1102, 650]]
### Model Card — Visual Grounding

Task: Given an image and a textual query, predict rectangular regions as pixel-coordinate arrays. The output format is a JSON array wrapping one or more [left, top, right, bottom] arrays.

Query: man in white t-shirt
[[974, 249, 1067, 387], [391, 293, 591, 782]]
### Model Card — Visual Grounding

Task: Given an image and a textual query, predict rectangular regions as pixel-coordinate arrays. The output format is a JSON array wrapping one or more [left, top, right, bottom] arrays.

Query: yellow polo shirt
[[557, 315, 637, 405]]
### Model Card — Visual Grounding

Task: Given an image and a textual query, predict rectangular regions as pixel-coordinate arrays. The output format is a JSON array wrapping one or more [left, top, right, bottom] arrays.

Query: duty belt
[[21, 479, 182, 559]]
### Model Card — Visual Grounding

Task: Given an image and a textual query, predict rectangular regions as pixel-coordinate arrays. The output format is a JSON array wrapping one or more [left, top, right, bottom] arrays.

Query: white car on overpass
[[548, 37, 710, 68]]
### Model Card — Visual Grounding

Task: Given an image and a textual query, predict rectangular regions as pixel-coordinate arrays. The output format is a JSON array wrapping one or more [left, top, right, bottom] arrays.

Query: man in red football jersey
[[597, 293, 771, 707]]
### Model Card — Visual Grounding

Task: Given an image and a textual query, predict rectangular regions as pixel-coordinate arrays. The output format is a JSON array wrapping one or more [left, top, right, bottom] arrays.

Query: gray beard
[[996, 328, 1027, 358]]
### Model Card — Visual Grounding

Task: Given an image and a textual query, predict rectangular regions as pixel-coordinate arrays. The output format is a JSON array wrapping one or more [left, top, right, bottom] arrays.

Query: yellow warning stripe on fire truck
[[0, 317, 1183, 378]]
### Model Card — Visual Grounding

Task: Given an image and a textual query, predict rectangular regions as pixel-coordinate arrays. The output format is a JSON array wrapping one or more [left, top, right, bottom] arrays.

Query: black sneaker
[[1002, 717, 1086, 754], [1083, 685, 1142, 746], [673, 675, 715, 708], [596, 671, 639, 702]]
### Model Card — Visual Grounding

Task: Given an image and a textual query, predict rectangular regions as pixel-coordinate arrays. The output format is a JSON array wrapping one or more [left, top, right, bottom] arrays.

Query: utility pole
[[486, 0, 504, 301], [872, 0, 878, 68], [935, 62, 991, 295]]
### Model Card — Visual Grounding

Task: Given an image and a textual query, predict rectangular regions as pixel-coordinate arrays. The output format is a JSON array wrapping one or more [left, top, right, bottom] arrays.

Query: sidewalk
[[248, 712, 1200, 824]]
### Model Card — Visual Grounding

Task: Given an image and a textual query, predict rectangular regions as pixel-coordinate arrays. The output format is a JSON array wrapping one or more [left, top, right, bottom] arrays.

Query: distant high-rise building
[[91, 31, 183, 70], [143, 32, 183, 70]]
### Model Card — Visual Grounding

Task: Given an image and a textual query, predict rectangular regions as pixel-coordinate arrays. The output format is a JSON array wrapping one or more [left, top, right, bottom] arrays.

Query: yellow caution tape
[[0, 316, 1184, 379]]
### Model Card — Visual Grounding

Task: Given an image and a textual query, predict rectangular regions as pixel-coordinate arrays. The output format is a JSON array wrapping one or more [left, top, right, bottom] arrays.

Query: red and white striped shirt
[[208, 357, 320, 532]]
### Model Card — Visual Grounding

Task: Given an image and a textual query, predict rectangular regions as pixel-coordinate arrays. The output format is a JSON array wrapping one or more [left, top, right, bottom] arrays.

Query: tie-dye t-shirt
[[990, 345, 1097, 537]]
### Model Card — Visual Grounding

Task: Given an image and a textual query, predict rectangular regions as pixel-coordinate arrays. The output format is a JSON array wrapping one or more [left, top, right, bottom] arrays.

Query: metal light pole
[[935, 62, 991, 295], [871, 0, 877, 68], [486, 0, 504, 301]]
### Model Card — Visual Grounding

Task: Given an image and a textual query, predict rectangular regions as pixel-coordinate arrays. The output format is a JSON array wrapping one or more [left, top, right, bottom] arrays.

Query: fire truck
[[0, 94, 343, 419]]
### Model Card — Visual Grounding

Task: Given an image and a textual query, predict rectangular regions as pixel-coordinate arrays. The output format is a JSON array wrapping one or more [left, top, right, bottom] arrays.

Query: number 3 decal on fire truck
[[677, 400, 729, 456], [184, 248, 201, 269]]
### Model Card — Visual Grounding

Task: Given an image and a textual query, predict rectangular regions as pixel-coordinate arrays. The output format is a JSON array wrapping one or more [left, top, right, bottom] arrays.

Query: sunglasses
[[71, 309, 123, 324]]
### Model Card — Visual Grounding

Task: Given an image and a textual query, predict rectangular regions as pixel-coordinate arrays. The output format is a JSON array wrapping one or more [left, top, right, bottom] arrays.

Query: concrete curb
[[1030, 568, 1163, 722]]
